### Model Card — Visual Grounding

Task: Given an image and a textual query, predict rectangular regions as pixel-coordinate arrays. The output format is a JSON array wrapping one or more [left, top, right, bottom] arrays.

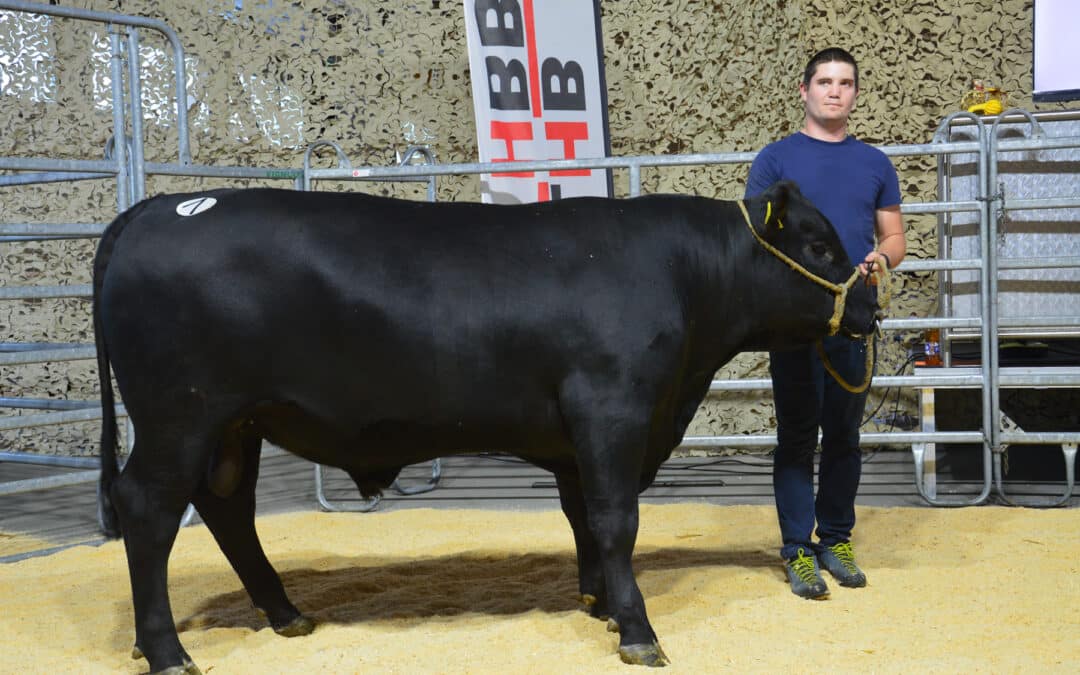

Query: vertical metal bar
[[108, 27, 130, 212], [985, 133, 1002, 454], [973, 121, 994, 450], [935, 135, 952, 366], [168, 28, 192, 164], [628, 163, 641, 197], [967, 117, 994, 505], [125, 26, 146, 203]]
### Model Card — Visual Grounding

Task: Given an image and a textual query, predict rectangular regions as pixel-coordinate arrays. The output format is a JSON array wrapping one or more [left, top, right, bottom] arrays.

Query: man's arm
[[860, 205, 905, 274]]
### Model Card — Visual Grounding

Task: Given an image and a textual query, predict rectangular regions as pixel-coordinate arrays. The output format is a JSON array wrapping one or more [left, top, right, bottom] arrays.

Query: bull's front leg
[[560, 380, 669, 667], [580, 483, 668, 666], [553, 469, 608, 619]]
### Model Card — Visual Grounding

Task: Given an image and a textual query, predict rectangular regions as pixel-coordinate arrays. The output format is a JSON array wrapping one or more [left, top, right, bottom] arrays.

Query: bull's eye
[[810, 242, 830, 257]]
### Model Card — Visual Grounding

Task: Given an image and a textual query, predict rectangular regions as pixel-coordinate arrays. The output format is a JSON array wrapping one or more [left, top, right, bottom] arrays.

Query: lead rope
[[736, 200, 890, 394], [817, 334, 876, 394]]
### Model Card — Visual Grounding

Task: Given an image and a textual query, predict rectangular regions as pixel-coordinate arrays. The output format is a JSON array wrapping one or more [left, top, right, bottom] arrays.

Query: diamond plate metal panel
[[944, 114, 1080, 334]]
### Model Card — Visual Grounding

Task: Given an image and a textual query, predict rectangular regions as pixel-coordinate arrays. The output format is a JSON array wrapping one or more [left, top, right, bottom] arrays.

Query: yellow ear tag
[[765, 201, 783, 229]]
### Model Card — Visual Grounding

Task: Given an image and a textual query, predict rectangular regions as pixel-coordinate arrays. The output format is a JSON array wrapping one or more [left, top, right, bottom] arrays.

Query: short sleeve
[[745, 145, 780, 199], [876, 152, 902, 208]]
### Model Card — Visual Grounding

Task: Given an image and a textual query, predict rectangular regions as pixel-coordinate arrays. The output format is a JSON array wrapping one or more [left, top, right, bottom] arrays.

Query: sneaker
[[817, 541, 867, 588], [784, 547, 829, 599]]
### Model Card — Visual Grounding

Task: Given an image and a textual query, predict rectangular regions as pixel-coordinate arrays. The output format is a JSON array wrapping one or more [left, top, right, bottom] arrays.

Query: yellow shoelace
[[828, 542, 859, 573], [790, 548, 820, 583]]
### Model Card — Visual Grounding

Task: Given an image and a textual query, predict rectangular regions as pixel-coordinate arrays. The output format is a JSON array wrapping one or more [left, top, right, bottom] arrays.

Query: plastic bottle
[[923, 328, 942, 366]]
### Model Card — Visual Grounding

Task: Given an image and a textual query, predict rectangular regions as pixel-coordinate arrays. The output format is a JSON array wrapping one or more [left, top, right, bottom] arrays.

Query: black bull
[[93, 180, 878, 672]]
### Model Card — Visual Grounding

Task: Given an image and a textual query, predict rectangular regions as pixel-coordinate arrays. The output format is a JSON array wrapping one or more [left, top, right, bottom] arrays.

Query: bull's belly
[[249, 401, 574, 472]]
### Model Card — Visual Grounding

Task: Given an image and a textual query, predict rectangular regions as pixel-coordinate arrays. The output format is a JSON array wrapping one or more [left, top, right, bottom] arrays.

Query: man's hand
[[859, 250, 891, 283]]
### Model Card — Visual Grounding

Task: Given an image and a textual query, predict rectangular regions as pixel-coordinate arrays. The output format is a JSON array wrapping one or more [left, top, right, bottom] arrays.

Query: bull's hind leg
[[554, 469, 609, 619], [111, 430, 206, 674], [191, 431, 313, 637]]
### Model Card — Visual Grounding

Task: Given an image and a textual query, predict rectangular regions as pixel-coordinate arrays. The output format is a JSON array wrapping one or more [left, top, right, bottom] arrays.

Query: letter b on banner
[[474, 0, 524, 47], [541, 58, 586, 111], [486, 56, 530, 110]]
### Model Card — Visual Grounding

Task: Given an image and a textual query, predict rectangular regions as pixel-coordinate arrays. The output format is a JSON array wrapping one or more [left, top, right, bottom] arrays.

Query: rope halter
[[737, 200, 891, 394]]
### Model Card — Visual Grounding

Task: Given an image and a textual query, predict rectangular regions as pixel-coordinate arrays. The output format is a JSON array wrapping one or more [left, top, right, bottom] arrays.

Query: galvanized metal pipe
[[707, 367, 1080, 393], [143, 161, 302, 180], [679, 431, 985, 449], [0, 171, 113, 187], [126, 25, 147, 203], [0, 342, 84, 351], [0, 285, 92, 300], [0, 470, 100, 496], [0, 223, 107, 237], [108, 29, 130, 212], [0, 156, 119, 172], [0, 346, 96, 365], [0, 451, 97, 468], [0, 406, 126, 432], [0, 397, 97, 411]]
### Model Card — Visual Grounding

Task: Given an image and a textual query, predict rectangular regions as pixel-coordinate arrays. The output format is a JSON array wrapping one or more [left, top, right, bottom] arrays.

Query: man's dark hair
[[802, 47, 859, 90]]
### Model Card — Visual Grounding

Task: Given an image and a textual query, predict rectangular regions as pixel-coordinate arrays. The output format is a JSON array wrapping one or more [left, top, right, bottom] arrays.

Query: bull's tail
[[93, 200, 150, 539], [94, 310, 120, 539]]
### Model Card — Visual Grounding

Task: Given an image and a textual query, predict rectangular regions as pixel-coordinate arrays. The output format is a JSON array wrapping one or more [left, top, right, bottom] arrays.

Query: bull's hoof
[[132, 643, 200, 674], [607, 617, 620, 633], [151, 664, 202, 675], [579, 594, 610, 620], [131, 646, 200, 675], [618, 642, 670, 667], [273, 614, 316, 637]]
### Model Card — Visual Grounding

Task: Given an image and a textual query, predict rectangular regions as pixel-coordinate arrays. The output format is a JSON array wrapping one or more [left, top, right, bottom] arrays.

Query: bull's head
[[746, 180, 881, 340]]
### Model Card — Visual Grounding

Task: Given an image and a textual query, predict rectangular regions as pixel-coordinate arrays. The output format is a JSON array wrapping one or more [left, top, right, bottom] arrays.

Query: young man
[[745, 47, 906, 599]]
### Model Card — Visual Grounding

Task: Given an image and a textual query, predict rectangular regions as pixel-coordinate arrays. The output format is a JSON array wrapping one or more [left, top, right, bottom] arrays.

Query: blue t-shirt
[[744, 132, 901, 265]]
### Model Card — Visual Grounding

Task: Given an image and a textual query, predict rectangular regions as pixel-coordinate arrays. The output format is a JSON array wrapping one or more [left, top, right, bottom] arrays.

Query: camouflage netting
[[0, 0, 1069, 457]]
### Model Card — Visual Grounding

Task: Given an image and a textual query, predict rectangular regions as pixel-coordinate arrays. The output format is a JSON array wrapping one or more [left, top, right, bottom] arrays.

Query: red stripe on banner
[[523, 0, 541, 117]]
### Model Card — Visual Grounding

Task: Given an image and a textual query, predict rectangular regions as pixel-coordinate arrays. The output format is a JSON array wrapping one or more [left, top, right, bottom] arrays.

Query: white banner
[[463, 0, 612, 203]]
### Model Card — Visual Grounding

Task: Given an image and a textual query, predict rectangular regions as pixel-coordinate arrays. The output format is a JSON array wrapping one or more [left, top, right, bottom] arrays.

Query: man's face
[[799, 61, 858, 125]]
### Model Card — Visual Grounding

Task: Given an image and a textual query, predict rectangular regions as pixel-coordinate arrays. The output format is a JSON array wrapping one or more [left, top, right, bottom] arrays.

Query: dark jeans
[[769, 335, 869, 561]]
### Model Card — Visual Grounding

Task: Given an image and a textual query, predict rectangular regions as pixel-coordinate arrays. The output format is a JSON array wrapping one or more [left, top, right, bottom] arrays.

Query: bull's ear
[[760, 180, 795, 235]]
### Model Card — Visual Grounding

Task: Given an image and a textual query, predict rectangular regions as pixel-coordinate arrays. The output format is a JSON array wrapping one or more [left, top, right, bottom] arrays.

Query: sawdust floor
[[1, 503, 1077, 673]]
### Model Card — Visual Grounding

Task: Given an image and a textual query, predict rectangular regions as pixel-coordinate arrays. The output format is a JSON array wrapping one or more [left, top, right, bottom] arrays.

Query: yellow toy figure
[[962, 79, 1007, 115]]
